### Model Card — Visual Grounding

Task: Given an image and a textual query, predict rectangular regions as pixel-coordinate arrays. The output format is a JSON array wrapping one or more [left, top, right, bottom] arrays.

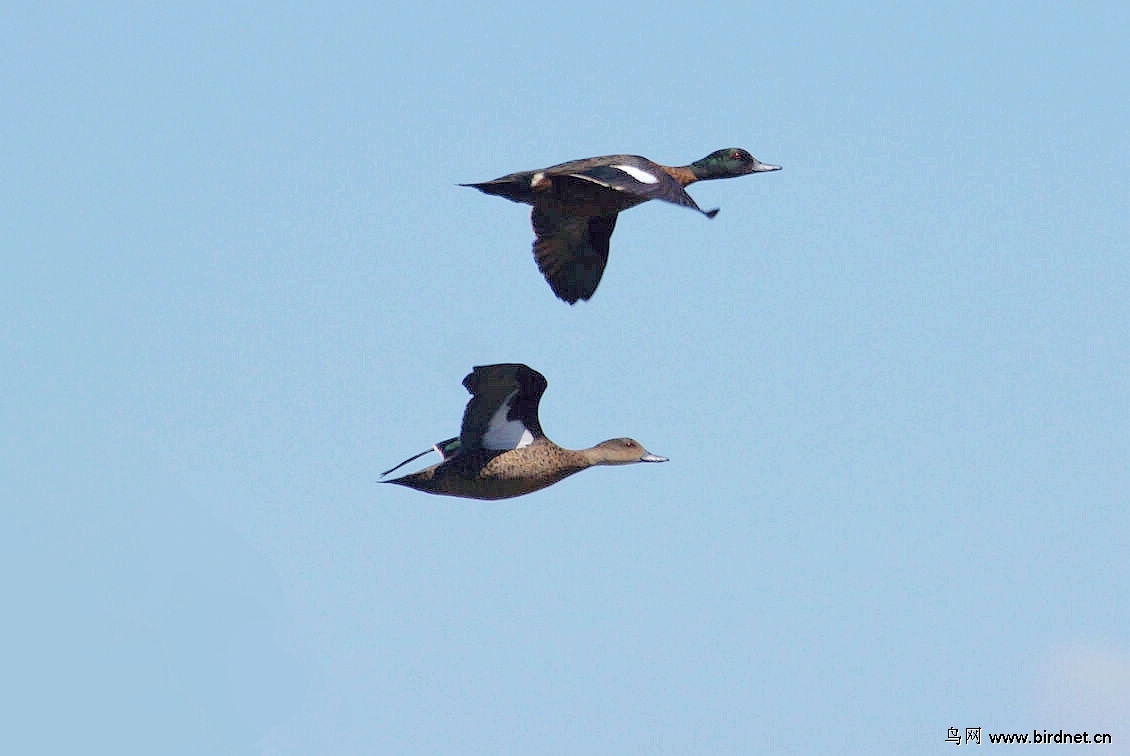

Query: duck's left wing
[[564, 164, 719, 218]]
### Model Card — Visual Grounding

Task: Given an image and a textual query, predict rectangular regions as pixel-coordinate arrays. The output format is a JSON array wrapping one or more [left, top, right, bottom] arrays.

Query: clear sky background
[[4, 2, 1129, 754]]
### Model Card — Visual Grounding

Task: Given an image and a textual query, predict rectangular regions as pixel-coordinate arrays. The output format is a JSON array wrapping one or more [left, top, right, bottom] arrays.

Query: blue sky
[[4, 2, 1129, 753]]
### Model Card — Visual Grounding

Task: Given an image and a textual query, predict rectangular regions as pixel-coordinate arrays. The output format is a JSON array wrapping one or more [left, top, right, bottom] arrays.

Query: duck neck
[[577, 446, 611, 468], [688, 156, 730, 182], [665, 164, 700, 187]]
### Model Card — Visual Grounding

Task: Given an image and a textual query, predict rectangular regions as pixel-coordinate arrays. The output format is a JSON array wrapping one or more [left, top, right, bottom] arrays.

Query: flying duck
[[462, 148, 781, 303], [381, 363, 667, 499]]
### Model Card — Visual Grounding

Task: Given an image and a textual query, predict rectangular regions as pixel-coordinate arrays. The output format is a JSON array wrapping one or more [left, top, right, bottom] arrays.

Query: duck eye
[[624, 440, 635, 448]]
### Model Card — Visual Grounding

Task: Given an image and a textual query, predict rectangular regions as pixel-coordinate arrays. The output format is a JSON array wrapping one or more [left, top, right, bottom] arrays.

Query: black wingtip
[[706, 208, 720, 219]]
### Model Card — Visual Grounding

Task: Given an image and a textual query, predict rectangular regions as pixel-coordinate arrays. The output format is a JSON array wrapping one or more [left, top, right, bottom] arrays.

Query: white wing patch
[[611, 164, 660, 184], [482, 390, 535, 450]]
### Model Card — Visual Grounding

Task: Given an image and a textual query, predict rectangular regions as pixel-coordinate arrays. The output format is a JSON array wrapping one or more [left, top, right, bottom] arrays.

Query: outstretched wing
[[459, 364, 548, 451], [531, 206, 618, 304], [562, 164, 718, 218]]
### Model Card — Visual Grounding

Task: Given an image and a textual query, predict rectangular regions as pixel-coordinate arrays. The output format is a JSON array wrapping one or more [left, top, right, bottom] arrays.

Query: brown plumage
[[381, 364, 667, 500]]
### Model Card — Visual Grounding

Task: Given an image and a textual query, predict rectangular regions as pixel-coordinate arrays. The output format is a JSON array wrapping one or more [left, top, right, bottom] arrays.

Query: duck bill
[[639, 452, 669, 463], [752, 161, 781, 172]]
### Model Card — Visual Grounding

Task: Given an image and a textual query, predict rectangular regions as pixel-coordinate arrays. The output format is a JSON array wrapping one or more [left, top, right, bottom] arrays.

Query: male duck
[[462, 148, 781, 304], [381, 363, 667, 500]]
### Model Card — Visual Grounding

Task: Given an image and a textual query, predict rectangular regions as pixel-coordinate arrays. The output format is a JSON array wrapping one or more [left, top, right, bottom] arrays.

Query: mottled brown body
[[387, 439, 590, 500]]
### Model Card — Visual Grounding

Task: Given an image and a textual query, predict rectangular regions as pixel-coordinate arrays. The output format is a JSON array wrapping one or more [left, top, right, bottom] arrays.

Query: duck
[[462, 148, 781, 304], [381, 363, 667, 500]]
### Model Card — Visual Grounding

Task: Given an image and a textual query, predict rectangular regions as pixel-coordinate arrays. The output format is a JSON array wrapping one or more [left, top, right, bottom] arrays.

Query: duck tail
[[379, 448, 434, 477], [379, 437, 461, 478], [460, 174, 538, 205]]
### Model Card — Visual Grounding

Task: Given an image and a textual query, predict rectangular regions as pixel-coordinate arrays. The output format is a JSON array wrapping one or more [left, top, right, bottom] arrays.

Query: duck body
[[463, 149, 781, 303], [464, 154, 706, 216], [382, 364, 667, 500], [387, 438, 591, 500]]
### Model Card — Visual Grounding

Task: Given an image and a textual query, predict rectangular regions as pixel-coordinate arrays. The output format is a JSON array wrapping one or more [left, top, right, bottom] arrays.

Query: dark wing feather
[[531, 206, 618, 304], [564, 165, 718, 217], [459, 364, 547, 450]]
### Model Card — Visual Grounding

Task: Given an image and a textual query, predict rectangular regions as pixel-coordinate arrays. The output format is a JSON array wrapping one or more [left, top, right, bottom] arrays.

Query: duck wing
[[562, 163, 719, 218], [530, 205, 618, 304], [459, 364, 548, 451]]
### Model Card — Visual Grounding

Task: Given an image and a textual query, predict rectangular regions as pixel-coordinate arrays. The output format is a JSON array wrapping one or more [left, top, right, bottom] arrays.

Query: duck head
[[588, 438, 669, 466], [691, 148, 781, 180]]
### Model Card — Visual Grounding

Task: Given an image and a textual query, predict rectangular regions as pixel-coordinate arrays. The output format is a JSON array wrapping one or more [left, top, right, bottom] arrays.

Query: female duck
[[381, 364, 667, 500]]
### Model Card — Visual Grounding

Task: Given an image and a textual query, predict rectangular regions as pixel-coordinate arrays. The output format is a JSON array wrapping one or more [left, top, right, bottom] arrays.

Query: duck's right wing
[[459, 364, 548, 451]]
